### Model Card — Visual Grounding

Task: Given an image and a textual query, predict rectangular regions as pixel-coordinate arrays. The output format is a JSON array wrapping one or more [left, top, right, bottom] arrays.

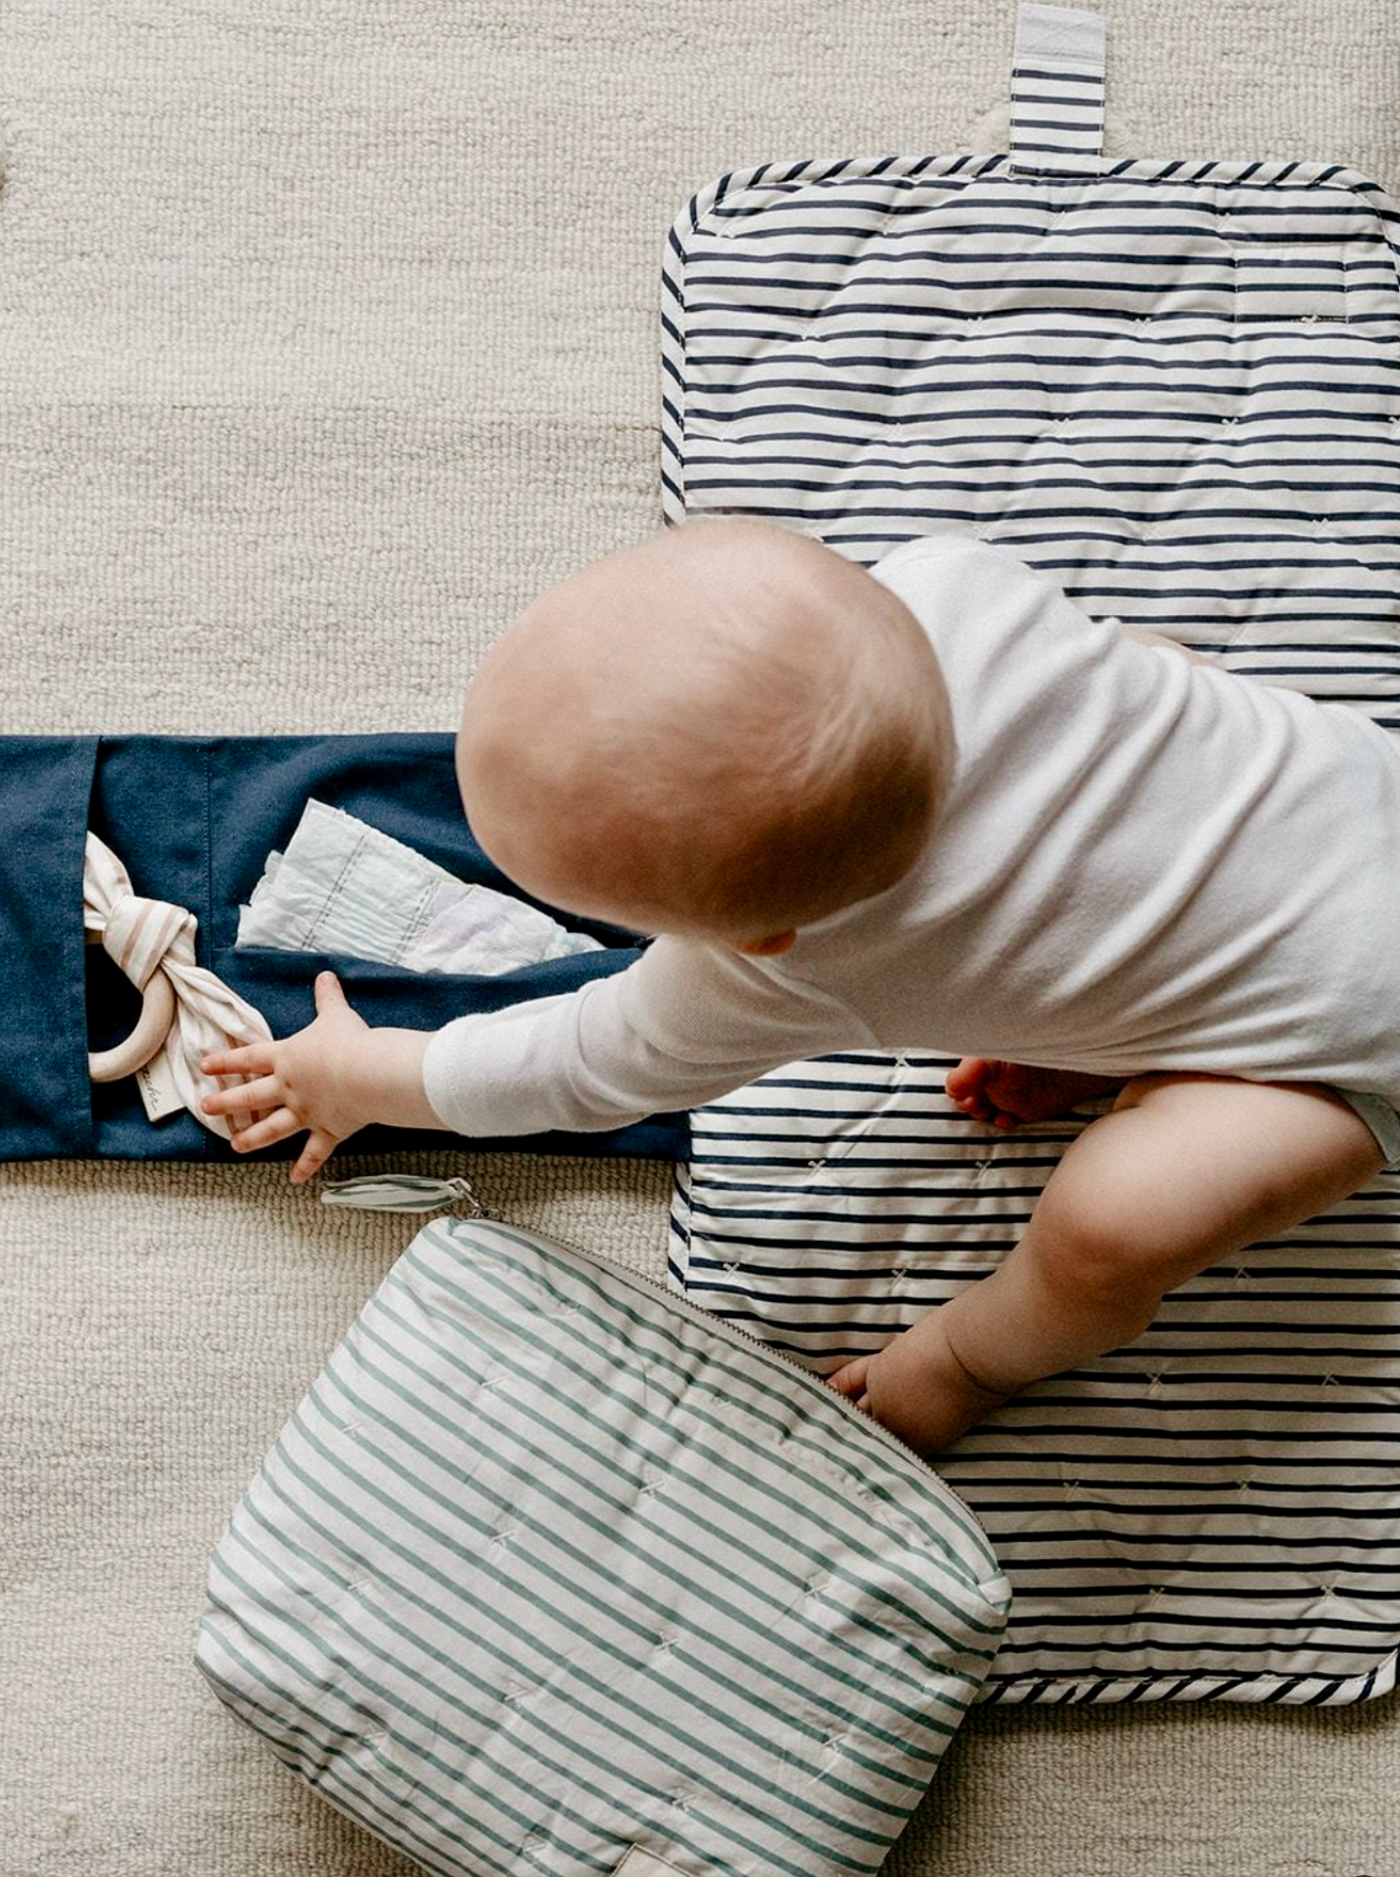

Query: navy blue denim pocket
[[1, 734, 685, 1163], [1, 737, 100, 1156]]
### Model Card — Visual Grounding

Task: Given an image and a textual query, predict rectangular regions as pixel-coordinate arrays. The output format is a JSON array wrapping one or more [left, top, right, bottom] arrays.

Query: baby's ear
[[734, 930, 798, 957]]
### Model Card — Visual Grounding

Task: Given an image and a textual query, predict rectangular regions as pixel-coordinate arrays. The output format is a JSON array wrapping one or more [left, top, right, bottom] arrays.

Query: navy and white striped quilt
[[661, 5, 1400, 1706], [672, 1061, 1400, 1707]]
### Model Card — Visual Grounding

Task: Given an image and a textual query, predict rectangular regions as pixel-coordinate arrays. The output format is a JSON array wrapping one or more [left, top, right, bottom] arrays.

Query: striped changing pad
[[663, 2, 1400, 1705]]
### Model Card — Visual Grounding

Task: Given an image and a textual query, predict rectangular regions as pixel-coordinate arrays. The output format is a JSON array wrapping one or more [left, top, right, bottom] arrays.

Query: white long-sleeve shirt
[[422, 535, 1400, 1138]]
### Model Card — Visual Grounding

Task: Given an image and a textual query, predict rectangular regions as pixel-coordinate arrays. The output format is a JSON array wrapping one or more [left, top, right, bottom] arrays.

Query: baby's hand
[[201, 972, 437, 1184]]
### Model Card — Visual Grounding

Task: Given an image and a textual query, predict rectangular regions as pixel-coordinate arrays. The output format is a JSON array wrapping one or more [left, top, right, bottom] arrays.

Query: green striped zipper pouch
[[197, 1217, 1010, 1877]]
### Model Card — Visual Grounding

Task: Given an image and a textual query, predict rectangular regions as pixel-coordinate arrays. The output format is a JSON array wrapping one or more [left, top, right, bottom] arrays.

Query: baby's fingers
[[290, 1127, 340, 1187], [202, 1043, 274, 1079], [203, 1073, 281, 1121], [221, 1106, 304, 1155]]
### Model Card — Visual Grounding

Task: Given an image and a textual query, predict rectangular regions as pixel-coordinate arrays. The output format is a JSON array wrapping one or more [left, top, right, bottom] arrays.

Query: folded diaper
[[237, 798, 603, 976]]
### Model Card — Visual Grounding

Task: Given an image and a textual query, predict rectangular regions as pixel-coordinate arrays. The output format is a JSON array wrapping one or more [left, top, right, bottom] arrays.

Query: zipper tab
[[319, 1174, 490, 1217]]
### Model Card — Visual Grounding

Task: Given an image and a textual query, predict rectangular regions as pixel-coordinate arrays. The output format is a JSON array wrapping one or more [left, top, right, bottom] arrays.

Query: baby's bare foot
[[829, 1314, 1011, 1455], [945, 1057, 1123, 1130]]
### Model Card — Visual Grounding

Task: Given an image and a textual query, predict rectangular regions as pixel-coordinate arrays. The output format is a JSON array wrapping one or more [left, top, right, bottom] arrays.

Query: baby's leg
[[830, 1073, 1382, 1455]]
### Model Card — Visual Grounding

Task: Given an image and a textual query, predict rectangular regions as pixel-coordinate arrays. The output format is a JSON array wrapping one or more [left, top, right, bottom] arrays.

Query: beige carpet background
[[2, 2, 1398, 1872]]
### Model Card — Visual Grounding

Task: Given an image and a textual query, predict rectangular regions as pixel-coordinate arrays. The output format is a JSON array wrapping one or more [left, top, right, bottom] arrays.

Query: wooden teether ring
[[86, 933, 178, 1084]]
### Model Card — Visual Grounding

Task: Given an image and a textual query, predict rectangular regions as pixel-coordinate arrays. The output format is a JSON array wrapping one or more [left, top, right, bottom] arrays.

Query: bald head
[[458, 518, 954, 941]]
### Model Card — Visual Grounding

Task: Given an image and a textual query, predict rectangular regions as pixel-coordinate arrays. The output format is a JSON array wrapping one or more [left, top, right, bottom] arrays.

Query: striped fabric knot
[[82, 832, 272, 1136], [95, 889, 186, 990], [1010, 2, 1106, 175]]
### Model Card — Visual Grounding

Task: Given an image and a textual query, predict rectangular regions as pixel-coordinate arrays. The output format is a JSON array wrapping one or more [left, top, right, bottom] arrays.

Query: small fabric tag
[[1016, 1, 1105, 66], [612, 1851, 687, 1877], [135, 1052, 185, 1123]]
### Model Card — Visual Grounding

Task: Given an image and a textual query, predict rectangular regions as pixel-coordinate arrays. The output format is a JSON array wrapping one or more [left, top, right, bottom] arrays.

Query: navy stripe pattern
[[660, 154, 1400, 730], [673, 1061, 1400, 1709], [661, 115, 1400, 1705], [199, 1219, 1010, 1875]]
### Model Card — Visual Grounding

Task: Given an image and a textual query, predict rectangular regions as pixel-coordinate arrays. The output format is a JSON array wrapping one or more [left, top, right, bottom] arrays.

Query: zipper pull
[[319, 1174, 490, 1217]]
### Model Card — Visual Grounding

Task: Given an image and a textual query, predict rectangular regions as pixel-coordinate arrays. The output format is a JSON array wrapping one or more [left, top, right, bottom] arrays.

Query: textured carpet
[[2, 2, 1398, 1873]]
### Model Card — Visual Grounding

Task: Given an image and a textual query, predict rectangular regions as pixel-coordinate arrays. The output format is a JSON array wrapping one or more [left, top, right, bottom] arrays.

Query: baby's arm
[[831, 1071, 1381, 1454], [419, 934, 866, 1139], [202, 939, 863, 1182]]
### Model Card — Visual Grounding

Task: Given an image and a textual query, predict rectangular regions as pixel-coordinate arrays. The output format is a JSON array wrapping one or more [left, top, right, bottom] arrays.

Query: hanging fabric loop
[[1009, 3, 1107, 175]]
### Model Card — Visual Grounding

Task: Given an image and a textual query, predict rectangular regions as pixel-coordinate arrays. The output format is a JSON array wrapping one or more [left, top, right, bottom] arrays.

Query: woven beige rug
[[2, 2, 1398, 1872]]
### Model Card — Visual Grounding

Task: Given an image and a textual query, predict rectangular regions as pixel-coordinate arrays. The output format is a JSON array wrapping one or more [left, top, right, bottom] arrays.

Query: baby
[[202, 517, 1400, 1455]]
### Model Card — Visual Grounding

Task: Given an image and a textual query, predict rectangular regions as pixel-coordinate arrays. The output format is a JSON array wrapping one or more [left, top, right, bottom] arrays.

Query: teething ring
[[86, 932, 178, 1084]]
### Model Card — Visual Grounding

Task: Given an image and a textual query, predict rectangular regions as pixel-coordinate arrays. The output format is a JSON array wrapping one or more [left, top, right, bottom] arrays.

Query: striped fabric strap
[[319, 1173, 489, 1214], [83, 831, 273, 1133], [1010, 2, 1106, 175]]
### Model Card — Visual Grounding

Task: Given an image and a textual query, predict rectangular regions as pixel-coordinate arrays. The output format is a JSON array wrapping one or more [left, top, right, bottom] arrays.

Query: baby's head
[[457, 518, 954, 951]]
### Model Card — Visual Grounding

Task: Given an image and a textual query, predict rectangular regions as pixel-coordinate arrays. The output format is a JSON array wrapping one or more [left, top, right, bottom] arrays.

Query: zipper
[[559, 1221, 942, 1477], [320, 1170, 936, 1476], [536, 1226, 1009, 1592]]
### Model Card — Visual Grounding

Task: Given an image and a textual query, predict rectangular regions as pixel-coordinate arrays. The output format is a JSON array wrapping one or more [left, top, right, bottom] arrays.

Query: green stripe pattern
[[198, 1217, 1009, 1877]]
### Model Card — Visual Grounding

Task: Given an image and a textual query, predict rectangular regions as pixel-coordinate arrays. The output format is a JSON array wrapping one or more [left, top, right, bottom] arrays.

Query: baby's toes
[[827, 1356, 869, 1401], [945, 1056, 988, 1100], [946, 1057, 1006, 1123]]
